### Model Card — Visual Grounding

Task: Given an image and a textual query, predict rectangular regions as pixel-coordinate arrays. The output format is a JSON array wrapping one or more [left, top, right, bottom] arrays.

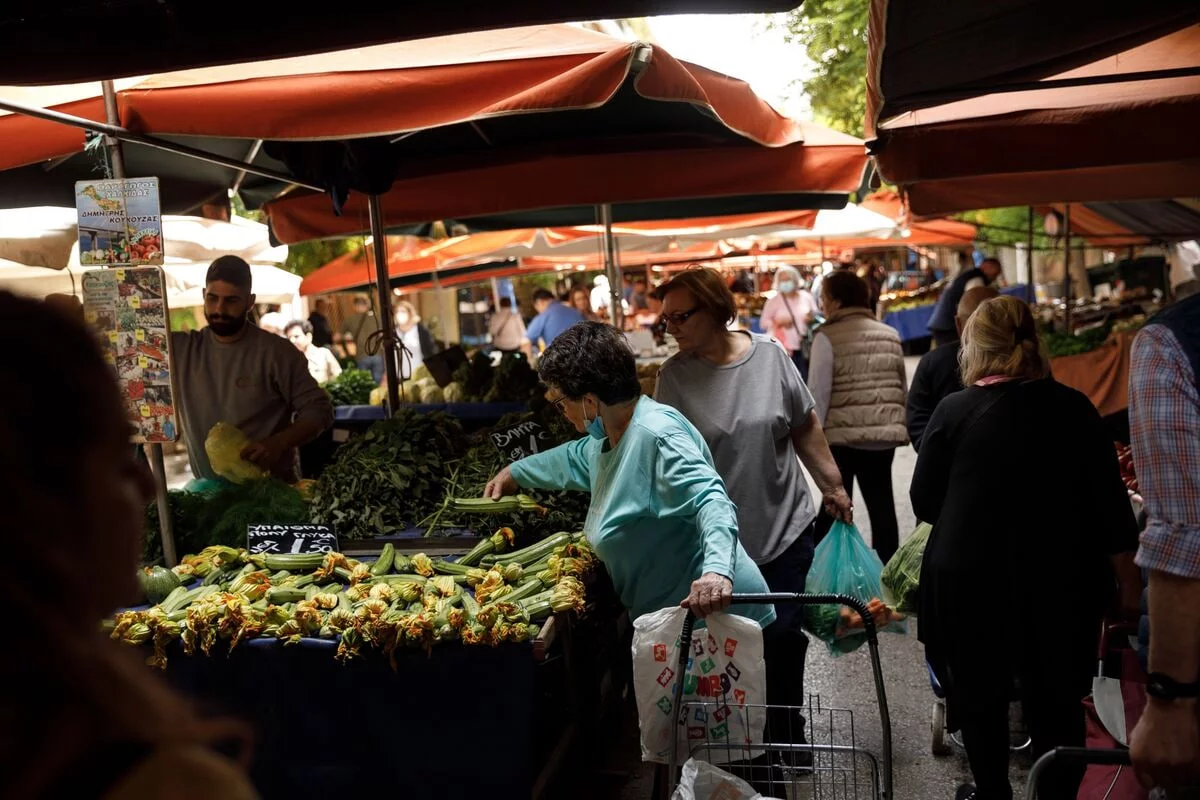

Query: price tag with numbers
[[247, 524, 339, 555]]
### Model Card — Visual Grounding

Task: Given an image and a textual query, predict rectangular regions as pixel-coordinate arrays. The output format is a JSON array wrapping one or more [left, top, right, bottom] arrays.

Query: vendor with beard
[[171, 256, 334, 483]]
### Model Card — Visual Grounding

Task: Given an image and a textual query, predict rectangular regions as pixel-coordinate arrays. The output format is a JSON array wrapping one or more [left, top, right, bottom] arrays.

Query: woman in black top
[[911, 296, 1141, 800]]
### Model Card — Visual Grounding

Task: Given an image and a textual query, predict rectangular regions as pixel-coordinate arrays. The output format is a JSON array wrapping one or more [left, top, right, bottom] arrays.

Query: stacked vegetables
[[323, 368, 377, 406], [112, 533, 595, 670]]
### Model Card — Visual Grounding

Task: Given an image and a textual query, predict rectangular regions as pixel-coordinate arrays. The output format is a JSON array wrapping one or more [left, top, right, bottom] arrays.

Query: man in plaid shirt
[[1129, 291, 1200, 792]]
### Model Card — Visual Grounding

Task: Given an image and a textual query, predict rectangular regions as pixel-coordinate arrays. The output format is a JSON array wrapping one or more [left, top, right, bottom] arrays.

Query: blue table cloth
[[883, 284, 1031, 342]]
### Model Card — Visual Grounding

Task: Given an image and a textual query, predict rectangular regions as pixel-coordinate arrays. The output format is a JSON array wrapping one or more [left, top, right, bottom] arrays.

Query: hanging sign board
[[490, 419, 552, 463], [83, 266, 177, 443], [247, 524, 340, 555], [75, 178, 163, 266]]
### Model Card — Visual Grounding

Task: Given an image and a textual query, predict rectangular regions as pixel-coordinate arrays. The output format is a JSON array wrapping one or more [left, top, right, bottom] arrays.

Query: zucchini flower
[[465, 568, 489, 586], [461, 622, 489, 646], [431, 576, 458, 598], [313, 592, 340, 611], [502, 563, 524, 583], [396, 582, 423, 604], [411, 553, 435, 577], [313, 552, 351, 581], [367, 583, 395, 604], [475, 604, 500, 630], [350, 563, 374, 586]]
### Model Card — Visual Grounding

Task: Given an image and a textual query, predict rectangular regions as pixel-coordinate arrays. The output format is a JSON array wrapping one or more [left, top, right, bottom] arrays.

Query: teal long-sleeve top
[[509, 397, 776, 628]]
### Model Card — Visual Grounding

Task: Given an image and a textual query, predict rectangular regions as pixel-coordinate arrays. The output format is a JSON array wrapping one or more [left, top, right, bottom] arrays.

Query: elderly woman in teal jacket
[[484, 321, 775, 628]]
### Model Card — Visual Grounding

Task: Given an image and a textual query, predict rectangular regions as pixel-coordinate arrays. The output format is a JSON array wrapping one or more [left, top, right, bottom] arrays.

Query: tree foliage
[[960, 207, 1049, 249], [777, 0, 869, 138]]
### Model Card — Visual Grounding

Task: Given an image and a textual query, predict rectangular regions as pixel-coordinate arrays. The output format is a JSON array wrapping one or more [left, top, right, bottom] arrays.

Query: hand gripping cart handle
[[668, 592, 894, 800], [1024, 747, 1131, 800]]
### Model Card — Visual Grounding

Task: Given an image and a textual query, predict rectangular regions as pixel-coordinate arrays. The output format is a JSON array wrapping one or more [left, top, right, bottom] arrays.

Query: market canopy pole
[[598, 204, 622, 327], [1063, 203, 1073, 332], [368, 195, 400, 412], [100, 79, 177, 567]]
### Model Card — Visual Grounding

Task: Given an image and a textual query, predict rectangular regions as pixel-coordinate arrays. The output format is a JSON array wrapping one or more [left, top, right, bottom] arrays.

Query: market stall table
[[882, 284, 1030, 342], [1048, 329, 1136, 417]]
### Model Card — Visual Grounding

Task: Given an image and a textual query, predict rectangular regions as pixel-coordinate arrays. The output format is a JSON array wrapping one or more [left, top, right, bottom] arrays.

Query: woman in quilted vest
[[808, 270, 909, 561]]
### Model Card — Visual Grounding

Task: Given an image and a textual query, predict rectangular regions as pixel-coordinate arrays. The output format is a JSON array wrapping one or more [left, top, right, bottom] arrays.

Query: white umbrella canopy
[[730, 203, 899, 249], [0, 258, 300, 308], [0, 206, 287, 270]]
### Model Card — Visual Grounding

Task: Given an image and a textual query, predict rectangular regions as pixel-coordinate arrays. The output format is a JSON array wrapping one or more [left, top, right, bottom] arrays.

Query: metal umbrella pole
[[598, 203, 622, 327], [1063, 204, 1073, 333], [100, 80, 177, 566], [1027, 206, 1036, 304], [368, 195, 400, 411]]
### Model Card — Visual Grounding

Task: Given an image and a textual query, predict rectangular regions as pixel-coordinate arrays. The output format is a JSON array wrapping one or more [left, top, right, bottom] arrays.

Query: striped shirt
[[1130, 324, 1200, 578]]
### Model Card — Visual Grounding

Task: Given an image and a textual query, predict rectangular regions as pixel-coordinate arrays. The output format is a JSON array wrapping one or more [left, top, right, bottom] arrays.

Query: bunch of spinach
[[310, 409, 467, 539]]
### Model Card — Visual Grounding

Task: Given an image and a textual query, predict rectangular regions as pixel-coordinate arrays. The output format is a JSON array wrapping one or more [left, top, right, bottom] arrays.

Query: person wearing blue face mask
[[760, 265, 817, 380], [482, 321, 776, 631]]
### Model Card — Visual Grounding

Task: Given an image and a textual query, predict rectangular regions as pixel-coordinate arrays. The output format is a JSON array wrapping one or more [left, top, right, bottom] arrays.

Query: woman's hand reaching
[[483, 466, 519, 500], [681, 572, 734, 618]]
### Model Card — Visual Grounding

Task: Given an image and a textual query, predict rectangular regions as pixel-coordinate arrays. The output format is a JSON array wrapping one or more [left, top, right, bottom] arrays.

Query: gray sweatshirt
[[170, 325, 334, 482]]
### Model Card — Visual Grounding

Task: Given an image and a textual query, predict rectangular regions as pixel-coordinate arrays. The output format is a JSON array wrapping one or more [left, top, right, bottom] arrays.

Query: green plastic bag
[[204, 422, 267, 484], [804, 520, 908, 656], [881, 522, 931, 614]]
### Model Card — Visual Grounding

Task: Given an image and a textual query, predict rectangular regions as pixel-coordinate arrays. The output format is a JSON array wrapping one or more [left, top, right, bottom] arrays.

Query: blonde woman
[[910, 296, 1141, 800], [0, 293, 256, 800]]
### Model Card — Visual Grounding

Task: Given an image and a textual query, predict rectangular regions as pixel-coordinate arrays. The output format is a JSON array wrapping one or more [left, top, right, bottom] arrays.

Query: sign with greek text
[[247, 524, 339, 555], [489, 419, 553, 463], [75, 178, 163, 266]]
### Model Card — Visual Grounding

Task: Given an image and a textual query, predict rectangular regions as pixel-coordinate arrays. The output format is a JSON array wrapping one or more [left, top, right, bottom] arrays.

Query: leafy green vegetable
[[880, 522, 930, 614], [451, 352, 496, 401], [323, 368, 377, 406], [1043, 325, 1111, 357], [484, 353, 541, 403], [142, 480, 309, 564], [309, 409, 467, 539]]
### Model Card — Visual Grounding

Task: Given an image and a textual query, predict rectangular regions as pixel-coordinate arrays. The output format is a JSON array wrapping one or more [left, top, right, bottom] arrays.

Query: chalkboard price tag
[[247, 524, 339, 555], [490, 420, 553, 463]]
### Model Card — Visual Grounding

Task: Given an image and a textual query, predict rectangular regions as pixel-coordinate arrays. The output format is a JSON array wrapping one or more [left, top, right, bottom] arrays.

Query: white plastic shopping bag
[[671, 758, 782, 800], [633, 605, 767, 764]]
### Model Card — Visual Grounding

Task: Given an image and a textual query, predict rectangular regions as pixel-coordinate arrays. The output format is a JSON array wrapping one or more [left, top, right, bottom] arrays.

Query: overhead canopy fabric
[[300, 210, 821, 295], [859, 190, 977, 246], [866, 0, 1200, 132], [867, 13, 1200, 216], [266, 122, 866, 244], [0, 2, 802, 85], [0, 25, 808, 214], [1042, 200, 1200, 247]]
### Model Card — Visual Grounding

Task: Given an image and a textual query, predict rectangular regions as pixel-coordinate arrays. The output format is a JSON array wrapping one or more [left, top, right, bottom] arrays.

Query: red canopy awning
[[300, 211, 821, 295], [868, 21, 1200, 216], [859, 189, 977, 245], [268, 123, 865, 244]]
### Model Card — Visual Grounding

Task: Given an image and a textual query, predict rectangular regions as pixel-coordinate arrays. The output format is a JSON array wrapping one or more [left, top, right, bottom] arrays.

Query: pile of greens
[[143, 479, 310, 565], [1043, 324, 1112, 357], [483, 353, 541, 403], [451, 352, 496, 401], [323, 368, 377, 406], [419, 400, 590, 541], [309, 408, 468, 539]]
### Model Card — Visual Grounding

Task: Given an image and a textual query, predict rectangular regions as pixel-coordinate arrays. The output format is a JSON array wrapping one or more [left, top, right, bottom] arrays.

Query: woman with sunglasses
[[483, 321, 776, 632], [654, 267, 852, 755]]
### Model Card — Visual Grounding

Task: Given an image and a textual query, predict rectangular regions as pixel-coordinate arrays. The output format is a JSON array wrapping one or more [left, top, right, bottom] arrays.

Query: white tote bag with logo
[[632, 605, 767, 764]]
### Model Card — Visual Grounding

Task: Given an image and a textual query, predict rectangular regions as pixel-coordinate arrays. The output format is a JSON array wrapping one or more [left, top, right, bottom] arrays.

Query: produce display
[[323, 368, 377, 406], [112, 532, 596, 669], [1043, 324, 1114, 357], [308, 409, 467, 539], [143, 479, 310, 565]]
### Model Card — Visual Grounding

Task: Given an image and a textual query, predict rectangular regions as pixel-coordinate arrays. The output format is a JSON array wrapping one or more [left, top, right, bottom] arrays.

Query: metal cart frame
[[1024, 747, 1131, 800], [667, 592, 894, 800]]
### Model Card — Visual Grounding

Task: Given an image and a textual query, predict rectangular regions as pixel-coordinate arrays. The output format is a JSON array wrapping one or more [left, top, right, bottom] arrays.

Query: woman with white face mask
[[391, 300, 437, 381], [759, 266, 817, 379]]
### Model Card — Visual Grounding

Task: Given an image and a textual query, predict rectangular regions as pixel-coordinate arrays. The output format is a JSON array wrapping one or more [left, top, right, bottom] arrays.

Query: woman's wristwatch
[[1146, 672, 1200, 701]]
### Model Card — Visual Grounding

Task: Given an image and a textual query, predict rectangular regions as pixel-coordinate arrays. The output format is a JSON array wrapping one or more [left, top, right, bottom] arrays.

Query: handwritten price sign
[[247, 524, 339, 555], [490, 420, 553, 463]]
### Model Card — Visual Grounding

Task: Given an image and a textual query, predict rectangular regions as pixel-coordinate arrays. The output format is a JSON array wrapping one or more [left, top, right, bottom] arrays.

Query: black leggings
[[758, 528, 815, 741], [944, 627, 1097, 800], [815, 446, 900, 563]]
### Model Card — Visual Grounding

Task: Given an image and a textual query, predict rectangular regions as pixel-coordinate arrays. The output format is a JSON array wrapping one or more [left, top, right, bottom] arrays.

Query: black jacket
[[906, 341, 963, 451], [911, 379, 1137, 660]]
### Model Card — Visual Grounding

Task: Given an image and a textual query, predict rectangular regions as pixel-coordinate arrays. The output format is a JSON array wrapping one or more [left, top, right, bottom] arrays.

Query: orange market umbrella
[[299, 211, 819, 295], [867, 22, 1200, 216], [0, 24, 814, 213], [859, 190, 977, 246]]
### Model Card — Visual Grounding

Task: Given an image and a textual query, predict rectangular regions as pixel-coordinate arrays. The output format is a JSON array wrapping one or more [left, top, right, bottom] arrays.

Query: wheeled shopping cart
[[1024, 747, 1133, 800], [666, 592, 894, 800]]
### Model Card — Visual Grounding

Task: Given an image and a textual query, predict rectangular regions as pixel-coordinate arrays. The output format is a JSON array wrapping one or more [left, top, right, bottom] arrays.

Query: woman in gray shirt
[[655, 267, 852, 757]]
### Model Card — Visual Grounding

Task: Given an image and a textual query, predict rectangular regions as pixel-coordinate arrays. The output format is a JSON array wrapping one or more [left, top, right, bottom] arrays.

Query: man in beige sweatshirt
[[171, 256, 333, 483]]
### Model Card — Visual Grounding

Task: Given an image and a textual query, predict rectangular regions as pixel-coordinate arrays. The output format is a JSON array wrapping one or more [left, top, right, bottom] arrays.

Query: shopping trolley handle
[[726, 592, 881, 634], [1024, 748, 1131, 800]]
